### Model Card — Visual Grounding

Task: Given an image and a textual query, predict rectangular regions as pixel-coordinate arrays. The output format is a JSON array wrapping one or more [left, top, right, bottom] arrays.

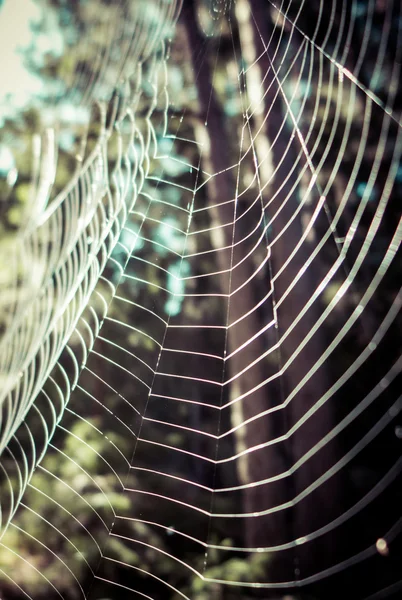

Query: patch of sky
[[0, 0, 65, 124], [164, 259, 190, 317], [153, 217, 185, 256], [137, 2, 173, 40], [58, 104, 90, 125], [38, 104, 90, 131], [28, 12, 64, 65], [0, 145, 16, 174]]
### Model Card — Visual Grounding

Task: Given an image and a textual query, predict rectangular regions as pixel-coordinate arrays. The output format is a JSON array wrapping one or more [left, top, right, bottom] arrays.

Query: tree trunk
[[245, 0, 341, 575], [182, 0, 340, 584], [181, 0, 290, 565]]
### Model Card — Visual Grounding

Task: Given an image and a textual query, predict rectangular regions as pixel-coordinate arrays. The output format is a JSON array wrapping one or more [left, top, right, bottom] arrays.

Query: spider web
[[0, 0, 402, 598], [0, 0, 182, 527]]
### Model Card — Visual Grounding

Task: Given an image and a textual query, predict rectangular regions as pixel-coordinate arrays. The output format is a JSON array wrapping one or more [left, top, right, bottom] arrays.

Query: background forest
[[0, 1, 401, 599]]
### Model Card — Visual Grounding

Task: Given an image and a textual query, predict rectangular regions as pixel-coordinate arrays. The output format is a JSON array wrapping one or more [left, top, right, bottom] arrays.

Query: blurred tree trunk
[[181, 0, 290, 562], [244, 0, 341, 575], [182, 0, 340, 580]]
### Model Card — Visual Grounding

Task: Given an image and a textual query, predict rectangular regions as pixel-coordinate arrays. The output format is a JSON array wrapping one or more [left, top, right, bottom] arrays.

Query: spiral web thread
[[0, 0, 402, 598], [0, 0, 182, 528]]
